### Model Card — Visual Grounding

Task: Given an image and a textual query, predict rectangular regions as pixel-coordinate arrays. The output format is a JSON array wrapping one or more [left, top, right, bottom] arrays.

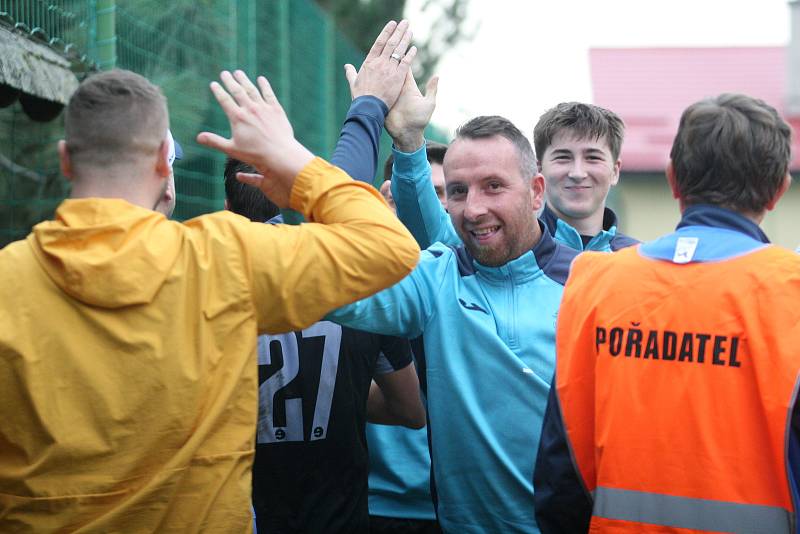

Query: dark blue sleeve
[[534, 382, 593, 533], [280, 95, 387, 225], [787, 380, 800, 528], [330, 95, 387, 184]]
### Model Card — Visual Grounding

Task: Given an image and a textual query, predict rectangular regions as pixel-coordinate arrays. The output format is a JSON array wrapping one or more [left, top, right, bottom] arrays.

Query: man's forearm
[[281, 95, 389, 224], [367, 370, 426, 429], [332, 95, 388, 183], [391, 144, 460, 248], [251, 158, 420, 333]]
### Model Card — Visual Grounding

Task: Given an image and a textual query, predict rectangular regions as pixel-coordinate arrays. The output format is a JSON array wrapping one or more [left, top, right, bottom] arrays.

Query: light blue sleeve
[[390, 143, 460, 249], [325, 246, 451, 339]]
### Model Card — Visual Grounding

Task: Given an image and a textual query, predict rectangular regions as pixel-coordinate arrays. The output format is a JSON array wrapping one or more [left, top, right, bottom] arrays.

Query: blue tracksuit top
[[390, 143, 638, 252], [327, 219, 578, 534], [366, 422, 435, 520], [538, 204, 638, 252]]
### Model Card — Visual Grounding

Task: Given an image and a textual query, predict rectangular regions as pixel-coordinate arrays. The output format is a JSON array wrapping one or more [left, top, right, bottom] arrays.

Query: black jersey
[[252, 320, 412, 534]]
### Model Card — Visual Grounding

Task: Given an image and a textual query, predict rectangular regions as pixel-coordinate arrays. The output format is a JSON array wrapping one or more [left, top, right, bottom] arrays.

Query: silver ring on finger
[[390, 52, 402, 62]]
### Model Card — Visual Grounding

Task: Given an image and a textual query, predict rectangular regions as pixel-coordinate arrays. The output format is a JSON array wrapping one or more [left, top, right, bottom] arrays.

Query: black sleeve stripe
[[377, 335, 413, 371]]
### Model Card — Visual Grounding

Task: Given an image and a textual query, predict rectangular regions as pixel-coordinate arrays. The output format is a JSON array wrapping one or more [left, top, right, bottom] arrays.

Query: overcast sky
[[406, 0, 792, 137]]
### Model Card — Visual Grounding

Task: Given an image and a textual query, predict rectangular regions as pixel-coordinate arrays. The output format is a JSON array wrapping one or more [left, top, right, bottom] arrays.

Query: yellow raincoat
[[0, 158, 418, 532]]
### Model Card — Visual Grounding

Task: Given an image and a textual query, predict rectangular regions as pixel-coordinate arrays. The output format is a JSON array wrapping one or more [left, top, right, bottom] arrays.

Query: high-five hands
[[197, 70, 313, 208], [344, 20, 417, 108], [385, 70, 439, 153]]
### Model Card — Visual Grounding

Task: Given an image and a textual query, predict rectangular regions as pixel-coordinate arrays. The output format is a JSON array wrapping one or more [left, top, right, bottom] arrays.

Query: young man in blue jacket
[[533, 102, 636, 251]]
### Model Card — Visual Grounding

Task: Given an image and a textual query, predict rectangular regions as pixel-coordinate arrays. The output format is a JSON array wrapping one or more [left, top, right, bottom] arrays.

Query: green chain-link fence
[[0, 0, 448, 247]]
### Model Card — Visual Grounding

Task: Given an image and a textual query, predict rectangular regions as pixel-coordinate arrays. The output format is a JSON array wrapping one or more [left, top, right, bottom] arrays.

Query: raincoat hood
[[29, 198, 182, 308]]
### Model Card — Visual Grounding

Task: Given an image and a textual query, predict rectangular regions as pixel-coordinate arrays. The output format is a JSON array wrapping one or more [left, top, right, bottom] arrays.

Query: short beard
[[456, 224, 538, 268], [462, 238, 517, 267]]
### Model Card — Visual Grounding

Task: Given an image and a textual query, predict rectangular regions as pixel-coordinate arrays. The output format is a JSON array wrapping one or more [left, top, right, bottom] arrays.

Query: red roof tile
[[590, 47, 800, 171]]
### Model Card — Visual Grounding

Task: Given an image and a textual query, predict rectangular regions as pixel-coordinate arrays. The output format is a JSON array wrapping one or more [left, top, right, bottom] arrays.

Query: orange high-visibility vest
[[539, 240, 800, 533]]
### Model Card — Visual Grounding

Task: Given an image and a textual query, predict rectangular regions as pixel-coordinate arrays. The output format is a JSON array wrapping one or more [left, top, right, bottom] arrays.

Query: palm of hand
[[385, 74, 436, 140], [240, 114, 292, 167]]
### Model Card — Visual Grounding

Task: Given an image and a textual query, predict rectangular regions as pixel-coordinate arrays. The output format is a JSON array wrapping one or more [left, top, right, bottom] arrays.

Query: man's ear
[[156, 137, 171, 178], [765, 172, 792, 211], [58, 140, 73, 181], [666, 162, 681, 199], [530, 173, 545, 211], [610, 158, 621, 186]]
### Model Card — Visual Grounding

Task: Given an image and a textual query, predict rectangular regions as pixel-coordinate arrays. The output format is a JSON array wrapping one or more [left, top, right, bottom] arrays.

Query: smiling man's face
[[540, 130, 620, 229], [444, 135, 543, 267]]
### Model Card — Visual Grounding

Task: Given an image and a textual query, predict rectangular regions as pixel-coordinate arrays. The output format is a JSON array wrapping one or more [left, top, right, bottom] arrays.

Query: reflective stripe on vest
[[593, 487, 792, 534]]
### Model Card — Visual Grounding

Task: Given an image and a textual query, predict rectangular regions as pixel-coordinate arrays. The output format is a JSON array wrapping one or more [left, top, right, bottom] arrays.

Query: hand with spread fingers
[[344, 19, 417, 108], [196, 70, 313, 208], [385, 70, 439, 153]]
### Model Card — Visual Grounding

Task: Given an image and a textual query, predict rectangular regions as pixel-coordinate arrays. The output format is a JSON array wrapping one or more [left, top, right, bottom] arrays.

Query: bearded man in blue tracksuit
[[327, 109, 578, 533]]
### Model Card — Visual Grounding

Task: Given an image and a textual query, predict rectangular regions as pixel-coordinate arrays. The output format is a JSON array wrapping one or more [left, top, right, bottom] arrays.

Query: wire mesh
[[0, 0, 403, 246]]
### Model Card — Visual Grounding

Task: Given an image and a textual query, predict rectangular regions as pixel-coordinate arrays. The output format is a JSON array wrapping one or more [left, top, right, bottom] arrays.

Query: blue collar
[[676, 204, 769, 243], [540, 204, 623, 251], [454, 220, 577, 284], [540, 204, 620, 236], [639, 204, 770, 262]]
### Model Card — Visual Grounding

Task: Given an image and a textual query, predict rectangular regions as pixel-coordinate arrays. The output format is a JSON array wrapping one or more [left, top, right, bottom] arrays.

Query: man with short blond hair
[[0, 60, 418, 531]]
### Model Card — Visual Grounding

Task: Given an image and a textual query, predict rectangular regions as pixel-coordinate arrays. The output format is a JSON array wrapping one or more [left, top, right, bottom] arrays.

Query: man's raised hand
[[344, 20, 417, 108], [385, 70, 439, 153], [197, 70, 313, 208]]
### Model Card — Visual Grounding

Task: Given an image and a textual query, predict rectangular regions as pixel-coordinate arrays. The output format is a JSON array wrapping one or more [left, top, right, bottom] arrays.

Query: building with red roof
[[590, 46, 800, 247]]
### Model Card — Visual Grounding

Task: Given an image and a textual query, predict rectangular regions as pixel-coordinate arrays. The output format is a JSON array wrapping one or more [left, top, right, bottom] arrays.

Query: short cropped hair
[[534, 102, 625, 161], [669, 93, 791, 213], [65, 69, 168, 172], [382, 140, 448, 181], [454, 116, 536, 177], [223, 158, 280, 222]]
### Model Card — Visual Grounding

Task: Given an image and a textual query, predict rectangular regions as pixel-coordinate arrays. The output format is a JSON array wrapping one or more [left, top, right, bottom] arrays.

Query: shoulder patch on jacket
[[540, 242, 580, 286], [451, 245, 476, 277]]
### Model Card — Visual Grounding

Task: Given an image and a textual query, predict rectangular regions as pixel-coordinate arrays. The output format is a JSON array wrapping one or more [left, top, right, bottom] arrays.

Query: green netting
[[1, 0, 434, 247], [0, 1, 87, 244], [115, 0, 236, 219], [0, 0, 92, 60]]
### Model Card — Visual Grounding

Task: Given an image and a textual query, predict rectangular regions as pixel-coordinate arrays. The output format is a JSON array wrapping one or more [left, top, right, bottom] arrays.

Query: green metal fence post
[[276, 0, 290, 114], [238, 0, 256, 75], [1, 0, 450, 239], [321, 15, 335, 158], [91, 0, 116, 70]]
